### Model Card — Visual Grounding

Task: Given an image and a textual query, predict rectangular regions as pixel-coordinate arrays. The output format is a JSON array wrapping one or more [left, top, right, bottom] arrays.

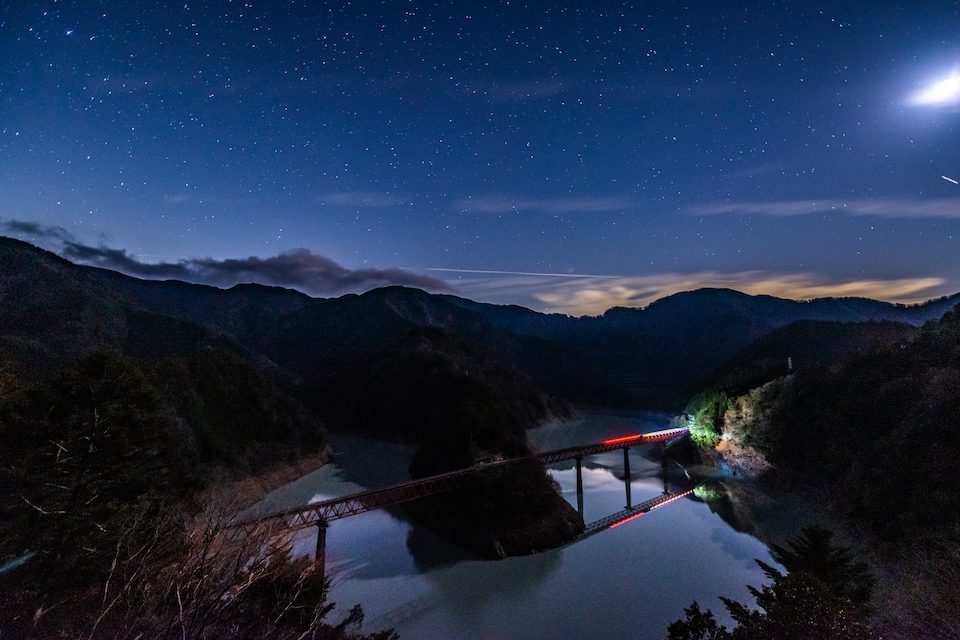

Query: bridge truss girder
[[233, 428, 690, 533]]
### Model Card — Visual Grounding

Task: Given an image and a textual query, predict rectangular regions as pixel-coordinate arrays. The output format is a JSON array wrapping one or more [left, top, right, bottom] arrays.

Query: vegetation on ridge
[[681, 307, 960, 636], [667, 525, 877, 640]]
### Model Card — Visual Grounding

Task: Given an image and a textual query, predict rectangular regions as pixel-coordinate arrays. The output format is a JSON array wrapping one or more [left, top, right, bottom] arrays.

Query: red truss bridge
[[232, 427, 690, 535]]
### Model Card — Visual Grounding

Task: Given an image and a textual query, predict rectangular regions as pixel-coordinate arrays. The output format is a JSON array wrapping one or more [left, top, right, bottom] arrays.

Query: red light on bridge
[[602, 434, 643, 445], [609, 512, 645, 528], [649, 489, 695, 511], [643, 428, 685, 439]]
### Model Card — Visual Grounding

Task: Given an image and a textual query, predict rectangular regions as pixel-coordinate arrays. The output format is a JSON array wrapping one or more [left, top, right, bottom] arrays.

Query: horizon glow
[[1, 3, 959, 313]]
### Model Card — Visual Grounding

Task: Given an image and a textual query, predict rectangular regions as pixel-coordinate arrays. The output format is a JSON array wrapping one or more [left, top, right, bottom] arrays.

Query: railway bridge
[[232, 427, 691, 577]]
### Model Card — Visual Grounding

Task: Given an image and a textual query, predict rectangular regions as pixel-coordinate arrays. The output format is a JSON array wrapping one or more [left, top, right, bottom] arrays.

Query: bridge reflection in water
[[582, 489, 695, 536], [232, 427, 691, 579]]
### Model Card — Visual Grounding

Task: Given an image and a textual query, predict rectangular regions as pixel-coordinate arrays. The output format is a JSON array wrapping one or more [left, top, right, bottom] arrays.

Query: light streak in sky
[[943, 176, 959, 185]]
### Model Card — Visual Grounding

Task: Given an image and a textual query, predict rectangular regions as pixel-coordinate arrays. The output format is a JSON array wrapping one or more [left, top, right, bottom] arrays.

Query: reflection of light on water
[[649, 489, 695, 511], [260, 416, 785, 640], [608, 511, 645, 528], [548, 465, 616, 491], [608, 489, 695, 529]]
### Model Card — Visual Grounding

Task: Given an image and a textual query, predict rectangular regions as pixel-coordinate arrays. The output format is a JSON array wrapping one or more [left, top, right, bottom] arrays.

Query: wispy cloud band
[[435, 267, 950, 316], [457, 195, 636, 214], [687, 197, 960, 219], [2, 219, 451, 296]]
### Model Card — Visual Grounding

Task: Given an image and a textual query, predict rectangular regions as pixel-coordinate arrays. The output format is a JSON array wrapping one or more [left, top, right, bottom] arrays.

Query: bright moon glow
[[912, 73, 960, 106]]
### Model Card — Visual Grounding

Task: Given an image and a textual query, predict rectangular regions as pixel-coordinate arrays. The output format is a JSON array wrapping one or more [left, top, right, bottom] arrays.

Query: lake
[[253, 409, 793, 639]]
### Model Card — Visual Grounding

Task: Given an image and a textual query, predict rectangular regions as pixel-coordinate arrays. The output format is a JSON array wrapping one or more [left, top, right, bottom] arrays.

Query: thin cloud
[[1, 219, 76, 242], [424, 267, 617, 279], [60, 243, 453, 296], [435, 267, 950, 316], [457, 195, 636, 214], [533, 272, 948, 316], [318, 192, 409, 208], [686, 197, 960, 219], [2, 217, 452, 296]]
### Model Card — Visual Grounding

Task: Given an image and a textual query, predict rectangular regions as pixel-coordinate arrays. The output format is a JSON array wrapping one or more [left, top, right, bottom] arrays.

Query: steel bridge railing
[[232, 427, 690, 533]]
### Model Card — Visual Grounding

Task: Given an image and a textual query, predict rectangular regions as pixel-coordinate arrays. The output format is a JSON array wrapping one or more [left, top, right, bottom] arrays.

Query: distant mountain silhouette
[[445, 288, 960, 403], [4, 236, 958, 412]]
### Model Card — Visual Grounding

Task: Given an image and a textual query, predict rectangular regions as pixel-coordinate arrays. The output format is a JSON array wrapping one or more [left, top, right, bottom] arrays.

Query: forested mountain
[[5, 235, 960, 636], [701, 319, 920, 396], [5, 235, 959, 422], [13, 235, 949, 408], [751, 308, 960, 544], [687, 307, 960, 636]]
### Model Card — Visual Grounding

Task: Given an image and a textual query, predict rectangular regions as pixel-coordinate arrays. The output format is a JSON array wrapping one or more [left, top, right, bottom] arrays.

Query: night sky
[[2, 1, 959, 315]]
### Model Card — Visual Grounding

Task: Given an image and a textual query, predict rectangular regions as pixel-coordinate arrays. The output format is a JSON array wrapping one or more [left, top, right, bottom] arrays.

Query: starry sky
[[2, 1, 959, 315]]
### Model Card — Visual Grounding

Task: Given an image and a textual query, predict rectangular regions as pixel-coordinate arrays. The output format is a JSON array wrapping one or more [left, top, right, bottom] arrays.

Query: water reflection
[[405, 520, 480, 572], [254, 411, 790, 639]]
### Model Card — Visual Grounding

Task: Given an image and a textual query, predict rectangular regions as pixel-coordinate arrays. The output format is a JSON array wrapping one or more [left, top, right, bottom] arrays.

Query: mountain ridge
[[4, 235, 959, 407]]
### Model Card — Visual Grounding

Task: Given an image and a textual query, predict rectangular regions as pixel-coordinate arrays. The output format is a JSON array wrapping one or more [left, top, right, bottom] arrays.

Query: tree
[[667, 525, 878, 640], [3, 493, 397, 639], [667, 602, 730, 640], [0, 353, 391, 639], [767, 525, 873, 608]]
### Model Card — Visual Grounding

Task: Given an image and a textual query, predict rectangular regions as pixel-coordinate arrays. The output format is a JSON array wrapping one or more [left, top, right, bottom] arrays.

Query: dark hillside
[[704, 319, 919, 396], [0, 237, 329, 478], [447, 288, 960, 404], [89, 267, 313, 361], [695, 307, 960, 635], [60, 235, 960, 409], [5, 237, 958, 416], [0, 237, 131, 377], [338, 327, 569, 442], [762, 308, 960, 544]]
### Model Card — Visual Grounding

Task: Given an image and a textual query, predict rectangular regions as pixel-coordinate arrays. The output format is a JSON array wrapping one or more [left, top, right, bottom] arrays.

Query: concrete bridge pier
[[315, 519, 328, 583], [575, 456, 584, 516], [623, 447, 632, 509], [661, 441, 669, 494]]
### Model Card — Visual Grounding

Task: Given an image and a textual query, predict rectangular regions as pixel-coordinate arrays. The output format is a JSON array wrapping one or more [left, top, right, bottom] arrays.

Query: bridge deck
[[234, 427, 689, 533], [582, 489, 695, 536]]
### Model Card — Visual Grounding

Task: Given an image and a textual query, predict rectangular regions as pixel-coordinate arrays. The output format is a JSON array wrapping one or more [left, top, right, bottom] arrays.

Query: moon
[[911, 72, 960, 106]]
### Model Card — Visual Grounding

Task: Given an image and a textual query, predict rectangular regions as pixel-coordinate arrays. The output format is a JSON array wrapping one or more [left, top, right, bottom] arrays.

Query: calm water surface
[[256, 410, 790, 640]]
